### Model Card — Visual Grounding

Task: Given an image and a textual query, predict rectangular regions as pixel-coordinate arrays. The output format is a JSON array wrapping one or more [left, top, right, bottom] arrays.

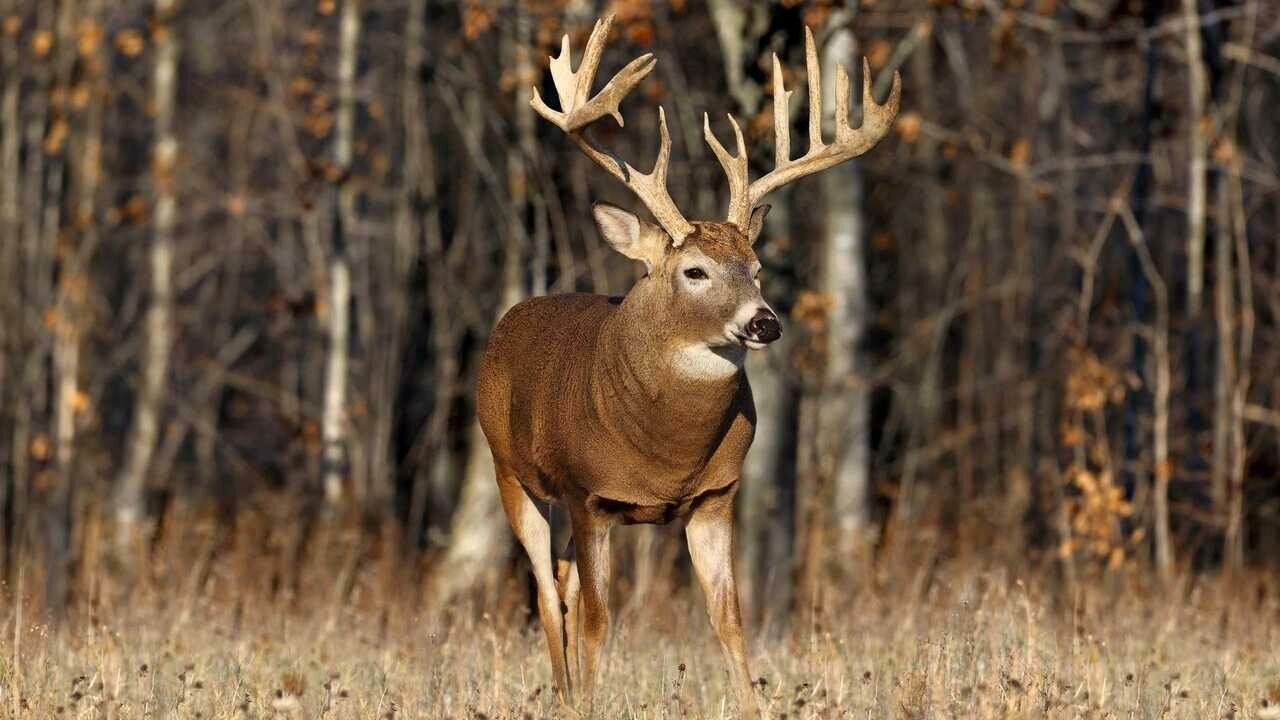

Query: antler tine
[[835, 63, 850, 135], [739, 29, 903, 214], [627, 107, 697, 245], [805, 28, 823, 155], [531, 18, 656, 133], [530, 15, 694, 242], [771, 54, 792, 168], [565, 107, 695, 245], [703, 113, 750, 230], [572, 16, 611, 114]]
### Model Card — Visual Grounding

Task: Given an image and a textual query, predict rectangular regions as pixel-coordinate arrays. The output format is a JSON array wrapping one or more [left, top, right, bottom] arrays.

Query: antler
[[531, 15, 695, 244], [705, 27, 902, 230]]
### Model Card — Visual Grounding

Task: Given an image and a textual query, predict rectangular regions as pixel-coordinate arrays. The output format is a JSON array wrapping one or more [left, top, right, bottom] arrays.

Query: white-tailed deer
[[476, 15, 900, 715]]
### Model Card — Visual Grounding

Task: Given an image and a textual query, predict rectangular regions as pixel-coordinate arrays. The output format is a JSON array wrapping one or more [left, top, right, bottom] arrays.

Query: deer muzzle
[[743, 308, 781, 347]]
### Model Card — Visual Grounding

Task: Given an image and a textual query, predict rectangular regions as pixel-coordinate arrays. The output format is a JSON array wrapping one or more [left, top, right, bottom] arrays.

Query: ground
[[3, 557, 1277, 719]]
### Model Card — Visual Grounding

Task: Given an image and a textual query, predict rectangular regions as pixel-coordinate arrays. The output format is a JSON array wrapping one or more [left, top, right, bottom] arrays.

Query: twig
[[1222, 42, 1280, 78]]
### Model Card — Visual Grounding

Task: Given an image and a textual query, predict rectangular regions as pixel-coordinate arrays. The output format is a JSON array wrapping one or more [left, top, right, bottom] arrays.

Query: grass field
[[4, 535, 1279, 720]]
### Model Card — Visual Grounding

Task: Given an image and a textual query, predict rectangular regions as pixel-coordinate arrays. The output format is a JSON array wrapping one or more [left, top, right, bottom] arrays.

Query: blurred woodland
[[1, 0, 1279, 624]]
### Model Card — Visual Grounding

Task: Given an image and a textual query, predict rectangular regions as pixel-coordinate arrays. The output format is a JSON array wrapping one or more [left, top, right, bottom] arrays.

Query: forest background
[[1, 0, 1279, 715]]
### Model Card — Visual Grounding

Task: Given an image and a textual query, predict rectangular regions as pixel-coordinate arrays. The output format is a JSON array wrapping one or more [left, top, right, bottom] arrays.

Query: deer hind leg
[[567, 503, 611, 713], [685, 486, 760, 717], [556, 536, 582, 696], [496, 471, 572, 701]]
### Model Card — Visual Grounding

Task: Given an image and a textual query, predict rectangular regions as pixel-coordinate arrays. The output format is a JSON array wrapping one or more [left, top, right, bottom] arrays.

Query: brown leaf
[[43, 120, 68, 155], [867, 40, 892, 71], [793, 291, 835, 333], [1213, 138, 1236, 165], [115, 29, 144, 57], [32, 29, 52, 57], [463, 4, 496, 40], [895, 112, 922, 144], [226, 194, 247, 217], [30, 433, 51, 462], [77, 19, 102, 56], [72, 390, 91, 415], [1009, 138, 1031, 170]]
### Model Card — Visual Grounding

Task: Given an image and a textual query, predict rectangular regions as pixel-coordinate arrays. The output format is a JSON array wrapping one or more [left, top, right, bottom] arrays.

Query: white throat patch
[[670, 343, 744, 380]]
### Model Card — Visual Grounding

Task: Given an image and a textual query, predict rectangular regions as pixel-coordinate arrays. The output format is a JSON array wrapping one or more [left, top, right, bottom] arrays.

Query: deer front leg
[[686, 485, 760, 717], [567, 503, 612, 714]]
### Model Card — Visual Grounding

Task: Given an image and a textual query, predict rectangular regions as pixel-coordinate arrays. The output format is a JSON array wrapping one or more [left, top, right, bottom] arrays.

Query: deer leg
[[556, 536, 582, 696], [685, 486, 760, 717], [568, 503, 611, 713], [496, 472, 572, 701]]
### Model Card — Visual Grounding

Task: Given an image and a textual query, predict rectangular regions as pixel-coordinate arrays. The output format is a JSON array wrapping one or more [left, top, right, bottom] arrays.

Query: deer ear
[[593, 203, 666, 270], [747, 204, 771, 246]]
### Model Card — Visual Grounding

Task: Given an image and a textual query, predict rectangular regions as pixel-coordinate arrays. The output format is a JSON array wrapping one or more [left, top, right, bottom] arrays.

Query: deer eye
[[683, 267, 708, 280]]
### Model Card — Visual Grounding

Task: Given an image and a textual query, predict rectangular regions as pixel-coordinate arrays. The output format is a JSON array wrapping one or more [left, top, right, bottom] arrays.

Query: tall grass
[[3, 500, 1278, 718]]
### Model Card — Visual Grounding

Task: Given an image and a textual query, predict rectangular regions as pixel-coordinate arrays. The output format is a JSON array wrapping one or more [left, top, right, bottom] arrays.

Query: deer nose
[[746, 309, 781, 344]]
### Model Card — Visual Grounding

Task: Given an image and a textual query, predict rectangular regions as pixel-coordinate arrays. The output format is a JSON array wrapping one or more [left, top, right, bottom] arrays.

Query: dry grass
[[3, 511, 1279, 718]]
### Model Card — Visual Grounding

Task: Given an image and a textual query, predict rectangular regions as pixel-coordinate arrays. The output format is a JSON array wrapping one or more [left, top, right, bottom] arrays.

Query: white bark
[[427, 417, 503, 601], [1183, 0, 1207, 318], [741, 197, 792, 612], [321, 0, 361, 503], [817, 27, 871, 558], [117, 0, 178, 525], [707, 0, 763, 113], [321, 259, 352, 503]]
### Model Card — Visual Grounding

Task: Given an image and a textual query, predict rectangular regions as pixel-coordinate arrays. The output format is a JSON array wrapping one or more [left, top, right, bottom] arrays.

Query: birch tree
[[741, 196, 795, 615], [116, 0, 179, 537], [816, 15, 871, 560], [320, 0, 360, 504]]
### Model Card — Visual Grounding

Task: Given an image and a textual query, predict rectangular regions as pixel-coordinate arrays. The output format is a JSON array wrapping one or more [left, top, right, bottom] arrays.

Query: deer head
[[590, 203, 779, 359], [531, 15, 901, 357]]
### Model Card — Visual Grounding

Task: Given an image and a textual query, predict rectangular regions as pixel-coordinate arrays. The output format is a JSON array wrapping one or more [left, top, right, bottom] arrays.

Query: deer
[[475, 14, 900, 716]]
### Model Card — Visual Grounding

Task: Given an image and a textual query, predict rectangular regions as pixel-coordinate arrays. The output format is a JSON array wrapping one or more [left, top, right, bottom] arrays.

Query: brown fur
[[476, 217, 768, 716]]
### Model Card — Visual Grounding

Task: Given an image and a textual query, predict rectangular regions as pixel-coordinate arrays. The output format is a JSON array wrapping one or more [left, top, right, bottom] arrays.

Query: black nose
[[746, 309, 781, 344]]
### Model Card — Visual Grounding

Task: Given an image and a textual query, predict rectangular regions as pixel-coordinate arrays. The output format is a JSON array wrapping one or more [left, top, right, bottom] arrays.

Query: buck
[[476, 15, 900, 715]]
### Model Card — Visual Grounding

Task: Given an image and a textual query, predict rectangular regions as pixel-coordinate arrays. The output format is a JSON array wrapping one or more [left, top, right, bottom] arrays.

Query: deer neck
[[590, 295, 744, 464]]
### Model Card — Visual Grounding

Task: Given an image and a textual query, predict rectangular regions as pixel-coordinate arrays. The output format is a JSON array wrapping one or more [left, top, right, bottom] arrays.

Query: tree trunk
[[11, 0, 56, 584], [740, 195, 795, 620], [116, 0, 179, 537], [1211, 176, 1235, 571], [1182, 0, 1208, 321], [1222, 165, 1252, 575], [1219, 3, 1257, 577], [706, 0, 763, 113], [0, 0, 17, 575], [817, 25, 871, 561], [41, 0, 81, 618], [321, 0, 361, 504], [1118, 208, 1173, 583], [425, 10, 528, 605], [400, 0, 438, 551]]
